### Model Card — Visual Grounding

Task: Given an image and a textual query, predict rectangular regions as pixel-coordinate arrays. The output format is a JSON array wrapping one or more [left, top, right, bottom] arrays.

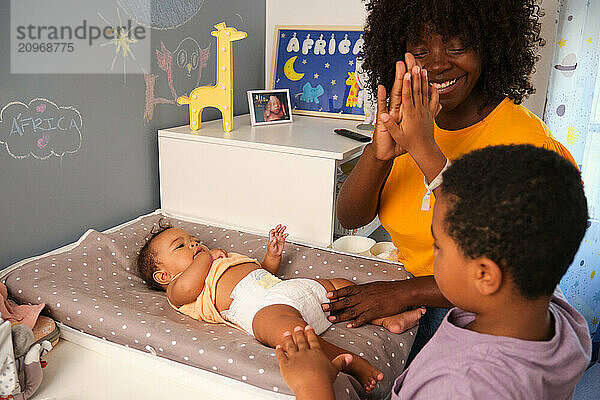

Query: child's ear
[[153, 270, 171, 285], [471, 257, 503, 296]]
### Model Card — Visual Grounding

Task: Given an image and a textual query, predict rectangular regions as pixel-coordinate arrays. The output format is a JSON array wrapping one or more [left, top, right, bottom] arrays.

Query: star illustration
[[333, 94, 338, 100], [588, 37, 594, 43], [558, 38, 567, 48], [324, 63, 330, 69], [302, 59, 307, 64], [331, 79, 336, 85], [348, 60, 354, 66], [281, 33, 286, 38], [314, 73, 319, 79]]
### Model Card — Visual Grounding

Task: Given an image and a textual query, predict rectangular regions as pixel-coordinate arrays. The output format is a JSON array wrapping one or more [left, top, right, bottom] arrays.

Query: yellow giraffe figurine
[[177, 22, 247, 132]]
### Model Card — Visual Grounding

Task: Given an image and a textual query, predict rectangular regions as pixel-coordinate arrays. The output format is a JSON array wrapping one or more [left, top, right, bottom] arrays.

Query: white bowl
[[332, 235, 376, 256], [370, 241, 398, 260]]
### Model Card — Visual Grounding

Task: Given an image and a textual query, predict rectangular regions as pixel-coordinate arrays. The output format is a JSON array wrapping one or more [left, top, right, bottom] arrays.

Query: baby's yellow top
[[169, 252, 260, 328], [378, 98, 577, 278]]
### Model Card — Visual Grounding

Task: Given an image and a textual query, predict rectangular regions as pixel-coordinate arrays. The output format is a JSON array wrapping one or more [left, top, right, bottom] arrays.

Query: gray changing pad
[[2, 212, 416, 399]]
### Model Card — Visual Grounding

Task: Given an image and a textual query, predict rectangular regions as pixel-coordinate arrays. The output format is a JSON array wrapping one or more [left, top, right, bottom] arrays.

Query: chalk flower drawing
[[0, 98, 83, 160]]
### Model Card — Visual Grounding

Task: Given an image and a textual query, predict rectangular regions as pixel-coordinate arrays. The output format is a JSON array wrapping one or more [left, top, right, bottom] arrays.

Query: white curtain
[[545, 0, 600, 337], [544, 0, 600, 218]]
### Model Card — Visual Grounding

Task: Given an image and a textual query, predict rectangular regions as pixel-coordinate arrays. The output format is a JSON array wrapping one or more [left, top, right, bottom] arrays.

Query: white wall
[[265, 0, 558, 118]]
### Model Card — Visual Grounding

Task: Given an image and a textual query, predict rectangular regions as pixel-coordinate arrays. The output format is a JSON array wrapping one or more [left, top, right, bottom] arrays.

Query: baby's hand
[[267, 224, 288, 257], [209, 248, 228, 260]]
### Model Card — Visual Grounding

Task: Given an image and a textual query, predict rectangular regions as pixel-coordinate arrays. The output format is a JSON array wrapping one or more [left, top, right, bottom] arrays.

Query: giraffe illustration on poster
[[345, 72, 359, 108], [177, 22, 247, 132]]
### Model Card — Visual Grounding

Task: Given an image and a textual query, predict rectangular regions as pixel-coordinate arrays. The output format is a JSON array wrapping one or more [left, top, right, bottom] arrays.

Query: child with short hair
[[277, 145, 592, 399], [136, 224, 424, 392]]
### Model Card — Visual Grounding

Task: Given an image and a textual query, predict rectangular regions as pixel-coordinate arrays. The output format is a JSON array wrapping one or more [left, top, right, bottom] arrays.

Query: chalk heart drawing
[[37, 135, 50, 149], [118, 0, 205, 29], [0, 98, 83, 160]]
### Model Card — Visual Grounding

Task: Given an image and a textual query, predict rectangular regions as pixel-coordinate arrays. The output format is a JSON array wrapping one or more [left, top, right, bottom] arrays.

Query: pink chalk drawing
[[144, 38, 210, 121], [37, 134, 50, 149], [36, 103, 46, 113]]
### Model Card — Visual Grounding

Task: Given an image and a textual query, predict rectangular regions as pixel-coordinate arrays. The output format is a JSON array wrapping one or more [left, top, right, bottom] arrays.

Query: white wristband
[[421, 158, 451, 211]]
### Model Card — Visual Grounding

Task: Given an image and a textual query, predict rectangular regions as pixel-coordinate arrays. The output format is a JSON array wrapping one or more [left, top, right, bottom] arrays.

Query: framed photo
[[247, 89, 293, 126], [270, 25, 365, 120]]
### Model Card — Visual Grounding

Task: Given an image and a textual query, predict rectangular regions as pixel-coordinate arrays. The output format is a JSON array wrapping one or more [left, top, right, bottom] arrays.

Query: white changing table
[[158, 114, 378, 247], [32, 340, 228, 400]]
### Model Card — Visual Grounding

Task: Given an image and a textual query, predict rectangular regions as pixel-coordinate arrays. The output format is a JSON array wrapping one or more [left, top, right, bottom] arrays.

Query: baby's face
[[151, 228, 210, 279], [268, 96, 281, 113]]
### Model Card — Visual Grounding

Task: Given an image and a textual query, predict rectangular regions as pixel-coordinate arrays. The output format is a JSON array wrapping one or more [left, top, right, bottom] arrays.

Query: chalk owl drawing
[[173, 38, 210, 97], [299, 82, 324, 104], [144, 38, 210, 121]]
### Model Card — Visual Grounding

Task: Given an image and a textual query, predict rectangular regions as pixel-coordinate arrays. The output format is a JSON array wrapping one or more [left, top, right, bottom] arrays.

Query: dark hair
[[440, 145, 588, 299], [362, 0, 544, 107], [136, 219, 172, 291]]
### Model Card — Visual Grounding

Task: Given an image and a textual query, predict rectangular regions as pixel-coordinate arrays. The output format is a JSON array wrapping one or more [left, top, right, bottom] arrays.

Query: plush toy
[[0, 319, 51, 400]]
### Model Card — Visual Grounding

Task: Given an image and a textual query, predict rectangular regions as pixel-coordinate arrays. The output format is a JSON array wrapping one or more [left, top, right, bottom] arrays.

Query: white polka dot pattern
[[3, 214, 415, 399]]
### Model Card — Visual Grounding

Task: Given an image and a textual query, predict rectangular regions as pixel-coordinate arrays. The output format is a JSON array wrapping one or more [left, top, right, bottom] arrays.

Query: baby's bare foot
[[381, 308, 425, 334], [342, 354, 383, 392]]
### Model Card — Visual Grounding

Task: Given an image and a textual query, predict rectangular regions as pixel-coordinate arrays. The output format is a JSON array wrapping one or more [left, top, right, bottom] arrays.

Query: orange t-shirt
[[171, 253, 260, 330], [378, 98, 577, 278]]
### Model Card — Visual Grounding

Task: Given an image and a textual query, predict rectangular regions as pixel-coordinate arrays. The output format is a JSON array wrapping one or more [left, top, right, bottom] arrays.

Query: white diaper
[[221, 269, 331, 336]]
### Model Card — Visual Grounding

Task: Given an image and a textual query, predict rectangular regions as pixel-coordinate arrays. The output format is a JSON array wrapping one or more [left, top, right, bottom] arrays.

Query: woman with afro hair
[[329, 0, 577, 362]]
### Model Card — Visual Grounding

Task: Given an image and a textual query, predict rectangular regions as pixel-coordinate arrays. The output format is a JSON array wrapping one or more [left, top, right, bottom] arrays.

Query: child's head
[[137, 224, 210, 290], [362, 0, 543, 109], [267, 95, 283, 114], [433, 145, 587, 309]]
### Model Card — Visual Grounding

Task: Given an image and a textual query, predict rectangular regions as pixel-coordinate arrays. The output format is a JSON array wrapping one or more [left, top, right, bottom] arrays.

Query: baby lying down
[[136, 223, 424, 392]]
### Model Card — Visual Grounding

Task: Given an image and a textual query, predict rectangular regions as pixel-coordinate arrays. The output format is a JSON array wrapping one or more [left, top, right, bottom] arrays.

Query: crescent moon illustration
[[284, 56, 305, 81]]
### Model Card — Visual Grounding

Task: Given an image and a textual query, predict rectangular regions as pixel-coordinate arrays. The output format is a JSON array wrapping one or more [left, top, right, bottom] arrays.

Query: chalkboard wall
[[0, 1, 266, 269]]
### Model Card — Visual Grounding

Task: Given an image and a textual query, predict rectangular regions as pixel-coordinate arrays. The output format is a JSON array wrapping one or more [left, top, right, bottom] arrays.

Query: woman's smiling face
[[407, 32, 482, 113]]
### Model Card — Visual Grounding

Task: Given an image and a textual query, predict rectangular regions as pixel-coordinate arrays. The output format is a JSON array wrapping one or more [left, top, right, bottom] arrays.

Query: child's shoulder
[[399, 302, 591, 399]]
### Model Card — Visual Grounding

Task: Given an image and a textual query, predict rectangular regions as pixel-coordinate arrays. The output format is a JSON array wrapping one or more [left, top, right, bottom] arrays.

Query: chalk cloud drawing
[[118, 0, 206, 30], [0, 98, 83, 160], [144, 38, 210, 121]]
